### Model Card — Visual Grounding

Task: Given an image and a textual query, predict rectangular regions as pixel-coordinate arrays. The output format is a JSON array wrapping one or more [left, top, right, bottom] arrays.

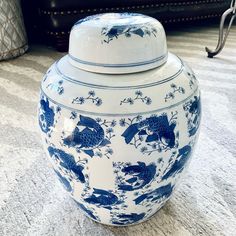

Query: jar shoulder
[[41, 52, 199, 115]]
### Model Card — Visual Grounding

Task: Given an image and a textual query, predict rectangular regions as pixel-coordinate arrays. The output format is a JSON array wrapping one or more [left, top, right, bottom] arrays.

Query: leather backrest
[[39, 0, 230, 10]]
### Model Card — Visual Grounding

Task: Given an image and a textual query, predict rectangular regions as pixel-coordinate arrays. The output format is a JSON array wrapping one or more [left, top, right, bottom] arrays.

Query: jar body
[[38, 54, 201, 225]]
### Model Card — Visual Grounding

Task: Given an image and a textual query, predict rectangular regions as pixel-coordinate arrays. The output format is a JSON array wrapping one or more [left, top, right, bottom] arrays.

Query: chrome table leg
[[206, 0, 236, 58]]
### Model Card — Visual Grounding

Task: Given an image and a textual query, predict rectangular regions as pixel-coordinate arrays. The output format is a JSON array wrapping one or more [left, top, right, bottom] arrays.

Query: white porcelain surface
[[38, 13, 201, 226], [69, 13, 167, 74]]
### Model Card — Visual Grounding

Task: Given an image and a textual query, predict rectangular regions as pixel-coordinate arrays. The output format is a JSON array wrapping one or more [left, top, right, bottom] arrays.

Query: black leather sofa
[[21, 0, 231, 51]]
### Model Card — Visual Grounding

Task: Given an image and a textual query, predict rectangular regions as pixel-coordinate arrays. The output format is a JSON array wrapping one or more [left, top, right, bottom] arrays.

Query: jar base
[[79, 199, 170, 227]]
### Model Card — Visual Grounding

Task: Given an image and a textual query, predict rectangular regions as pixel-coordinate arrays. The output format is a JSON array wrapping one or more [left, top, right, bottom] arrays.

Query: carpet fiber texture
[[0, 24, 236, 236]]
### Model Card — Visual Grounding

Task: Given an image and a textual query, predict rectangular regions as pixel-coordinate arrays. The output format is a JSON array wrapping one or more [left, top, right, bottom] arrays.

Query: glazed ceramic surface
[[38, 13, 201, 226], [69, 13, 167, 74]]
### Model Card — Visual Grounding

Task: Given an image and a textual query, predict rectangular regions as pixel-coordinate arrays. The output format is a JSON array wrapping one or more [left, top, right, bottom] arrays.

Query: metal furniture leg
[[206, 0, 236, 58]]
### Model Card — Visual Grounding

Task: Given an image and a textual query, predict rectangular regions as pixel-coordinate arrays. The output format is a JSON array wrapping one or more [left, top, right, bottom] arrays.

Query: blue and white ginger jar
[[38, 13, 201, 226]]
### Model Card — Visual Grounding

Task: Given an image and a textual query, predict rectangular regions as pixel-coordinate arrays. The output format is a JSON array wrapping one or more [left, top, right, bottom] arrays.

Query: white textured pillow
[[0, 0, 28, 61]]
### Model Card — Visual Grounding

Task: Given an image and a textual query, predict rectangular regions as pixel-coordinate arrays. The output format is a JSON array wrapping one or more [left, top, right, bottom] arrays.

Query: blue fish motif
[[104, 25, 128, 39], [48, 147, 85, 183], [39, 98, 55, 133], [102, 21, 157, 43], [84, 188, 120, 210], [53, 169, 72, 192], [162, 145, 192, 180], [74, 200, 99, 221], [122, 114, 176, 148], [188, 96, 201, 136], [63, 115, 110, 157], [104, 25, 146, 39], [112, 213, 146, 225], [134, 183, 173, 205], [118, 162, 156, 191]]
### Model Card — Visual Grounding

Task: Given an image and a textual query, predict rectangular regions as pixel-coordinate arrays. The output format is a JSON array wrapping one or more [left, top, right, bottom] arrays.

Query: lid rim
[[68, 53, 168, 68], [68, 53, 168, 74], [56, 53, 182, 89]]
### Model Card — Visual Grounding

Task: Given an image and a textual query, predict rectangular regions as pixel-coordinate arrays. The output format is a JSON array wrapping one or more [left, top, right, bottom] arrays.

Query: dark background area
[[21, 0, 231, 52]]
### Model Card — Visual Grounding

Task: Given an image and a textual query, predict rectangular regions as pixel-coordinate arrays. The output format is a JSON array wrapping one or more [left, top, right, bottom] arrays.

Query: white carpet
[[0, 24, 236, 236]]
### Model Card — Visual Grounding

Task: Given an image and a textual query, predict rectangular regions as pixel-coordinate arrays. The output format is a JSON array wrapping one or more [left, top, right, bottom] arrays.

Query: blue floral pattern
[[188, 72, 197, 89], [72, 91, 102, 106], [165, 83, 185, 102], [102, 24, 157, 43], [183, 64, 197, 89], [120, 90, 152, 105], [183, 96, 201, 137], [38, 91, 201, 225], [46, 80, 64, 95]]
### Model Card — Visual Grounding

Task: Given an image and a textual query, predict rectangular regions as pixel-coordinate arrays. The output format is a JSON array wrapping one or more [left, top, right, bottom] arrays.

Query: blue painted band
[[68, 53, 168, 68], [54, 56, 184, 90], [40, 86, 199, 117]]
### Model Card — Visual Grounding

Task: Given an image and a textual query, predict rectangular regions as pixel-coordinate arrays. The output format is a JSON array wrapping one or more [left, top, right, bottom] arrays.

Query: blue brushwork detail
[[187, 72, 197, 89], [134, 183, 173, 205], [165, 83, 185, 102], [72, 91, 102, 107], [162, 145, 192, 180], [120, 90, 152, 105], [122, 114, 176, 149], [111, 213, 146, 225], [115, 162, 156, 191], [64, 115, 104, 148], [70, 111, 77, 120], [74, 14, 102, 26], [46, 80, 64, 95], [74, 200, 100, 221], [102, 24, 157, 43], [63, 115, 116, 158], [39, 97, 55, 133], [48, 146, 85, 183], [183, 63, 197, 89], [74, 13, 146, 27], [54, 58, 183, 90], [43, 68, 51, 82], [84, 188, 121, 210], [183, 96, 201, 137], [53, 169, 72, 192]]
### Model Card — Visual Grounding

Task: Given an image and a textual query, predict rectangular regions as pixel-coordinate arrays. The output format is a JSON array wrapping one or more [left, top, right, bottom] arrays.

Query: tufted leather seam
[[40, 0, 226, 15], [45, 13, 222, 35]]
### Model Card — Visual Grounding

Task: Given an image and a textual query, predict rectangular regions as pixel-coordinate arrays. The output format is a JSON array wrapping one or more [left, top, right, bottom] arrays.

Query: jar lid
[[69, 13, 168, 74]]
